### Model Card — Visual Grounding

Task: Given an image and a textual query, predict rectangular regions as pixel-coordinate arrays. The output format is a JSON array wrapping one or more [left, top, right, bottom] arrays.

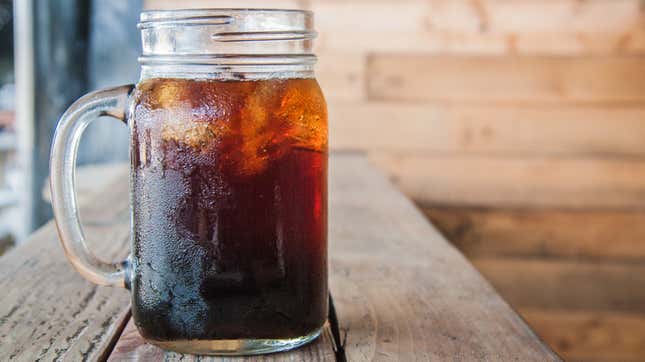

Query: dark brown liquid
[[130, 77, 328, 341]]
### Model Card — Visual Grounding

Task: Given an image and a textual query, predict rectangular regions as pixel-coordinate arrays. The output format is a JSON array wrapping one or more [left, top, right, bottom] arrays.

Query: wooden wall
[[145, 1, 645, 360]]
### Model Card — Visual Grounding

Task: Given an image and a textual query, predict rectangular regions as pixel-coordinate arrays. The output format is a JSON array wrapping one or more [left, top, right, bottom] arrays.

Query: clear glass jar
[[50, 9, 328, 355]]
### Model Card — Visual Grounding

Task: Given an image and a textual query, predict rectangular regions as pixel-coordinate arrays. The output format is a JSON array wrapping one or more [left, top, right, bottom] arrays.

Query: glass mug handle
[[50, 85, 134, 288]]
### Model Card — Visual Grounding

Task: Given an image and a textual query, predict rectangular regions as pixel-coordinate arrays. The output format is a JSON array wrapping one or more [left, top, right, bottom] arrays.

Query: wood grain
[[329, 102, 645, 156], [372, 153, 645, 209], [309, 0, 645, 55], [473, 258, 645, 313], [327, 155, 558, 361], [424, 207, 645, 261], [316, 54, 366, 101], [368, 55, 645, 104], [473, 0, 641, 33], [0, 176, 131, 361], [109, 320, 337, 361], [521, 308, 645, 362]]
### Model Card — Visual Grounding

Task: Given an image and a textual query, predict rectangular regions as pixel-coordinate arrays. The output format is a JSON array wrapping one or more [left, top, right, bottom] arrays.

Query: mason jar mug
[[49, 9, 328, 355]]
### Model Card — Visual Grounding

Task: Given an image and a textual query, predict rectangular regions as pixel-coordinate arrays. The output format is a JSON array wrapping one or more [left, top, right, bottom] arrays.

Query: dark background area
[[0, 0, 12, 84]]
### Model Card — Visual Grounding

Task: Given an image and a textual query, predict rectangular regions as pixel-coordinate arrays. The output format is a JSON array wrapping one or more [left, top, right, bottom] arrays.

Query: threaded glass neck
[[138, 9, 317, 80]]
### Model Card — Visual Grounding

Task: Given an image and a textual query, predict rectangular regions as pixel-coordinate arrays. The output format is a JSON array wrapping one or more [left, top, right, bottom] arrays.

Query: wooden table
[[0, 155, 559, 361]]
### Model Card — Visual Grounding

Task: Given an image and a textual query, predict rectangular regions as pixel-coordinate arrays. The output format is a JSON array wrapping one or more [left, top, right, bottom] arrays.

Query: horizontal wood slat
[[310, 0, 645, 55], [317, 54, 366, 101], [329, 102, 645, 156], [521, 308, 645, 362], [368, 55, 645, 104], [372, 153, 645, 209], [424, 207, 645, 261], [473, 258, 645, 313]]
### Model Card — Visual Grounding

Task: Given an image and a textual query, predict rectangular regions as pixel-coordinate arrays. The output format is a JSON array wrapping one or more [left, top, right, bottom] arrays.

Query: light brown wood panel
[[521, 308, 645, 362], [473, 258, 645, 312], [109, 320, 338, 361], [423, 207, 645, 261], [372, 153, 645, 209], [0, 178, 131, 360], [310, 0, 645, 55], [316, 29, 508, 55], [513, 32, 645, 56], [329, 102, 645, 156], [317, 54, 366, 101], [315, 25, 645, 56], [368, 55, 645, 104], [480, 0, 641, 33], [311, 0, 440, 55]]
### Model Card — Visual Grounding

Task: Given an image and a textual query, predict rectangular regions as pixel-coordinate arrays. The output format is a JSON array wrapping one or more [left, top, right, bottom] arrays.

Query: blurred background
[[4, 0, 645, 360]]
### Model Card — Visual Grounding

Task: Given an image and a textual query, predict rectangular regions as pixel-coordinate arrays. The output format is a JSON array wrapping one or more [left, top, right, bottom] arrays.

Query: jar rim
[[139, 8, 313, 26], [138, 8, 316, 79]]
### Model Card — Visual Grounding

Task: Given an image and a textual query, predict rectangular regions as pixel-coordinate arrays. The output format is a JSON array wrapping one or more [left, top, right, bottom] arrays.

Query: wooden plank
[[0, 177, 131, 360], [309, 0, 645, 55], [316, 28, 508, 55], [316, 54, 366, 101], [424, 207, 645, 261], [521, 308, 645, 362], [315, 24, 645, 56], [513, 32, 645, 56], [329, 102, 645, 157], [310, 0, 642, 34], [326, 155, 558, 361], [310, 0, 510, 55], [480, 0, 641, 33], [109, 320, 337, 361], [372, 153, 645, 209], [473, 258, 645, 313], [368, 55, 645, 104]]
